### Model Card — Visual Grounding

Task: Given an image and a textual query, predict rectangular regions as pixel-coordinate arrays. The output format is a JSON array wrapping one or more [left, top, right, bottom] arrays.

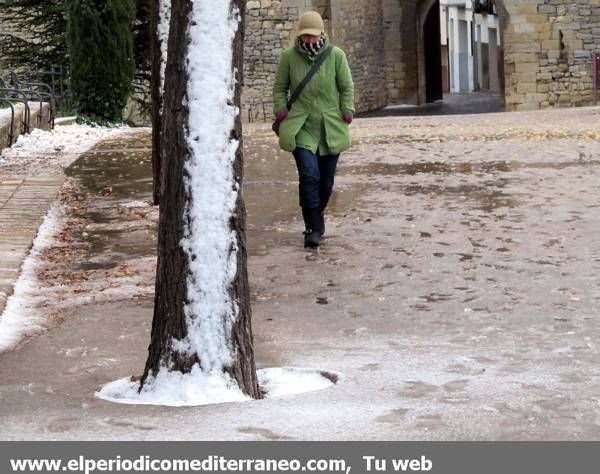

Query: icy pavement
[[361, 91, 504, 117], [1, 107, 600, 439]]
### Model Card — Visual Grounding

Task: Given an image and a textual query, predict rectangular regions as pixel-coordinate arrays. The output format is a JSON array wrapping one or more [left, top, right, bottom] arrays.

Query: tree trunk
[[150, 0, 161, 205], [228, 0, 261, 396], [141, 0, 261, 400]]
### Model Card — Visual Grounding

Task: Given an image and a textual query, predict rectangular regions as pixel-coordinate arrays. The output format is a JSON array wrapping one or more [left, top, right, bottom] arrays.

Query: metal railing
[[0, 70, 58, 148], [0, 98, 16, 147], [5, 72, 56, 128], [26, 67, 69, 107], [0, 87, 31, 134]]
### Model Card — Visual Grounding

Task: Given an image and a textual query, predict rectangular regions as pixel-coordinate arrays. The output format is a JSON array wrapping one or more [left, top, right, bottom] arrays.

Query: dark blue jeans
[[292, 147, 340, 210]]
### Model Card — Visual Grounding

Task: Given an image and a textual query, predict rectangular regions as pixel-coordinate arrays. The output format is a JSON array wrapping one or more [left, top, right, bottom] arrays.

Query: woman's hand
[[275, 110, 288, 124], [342, 113, 353, 124]]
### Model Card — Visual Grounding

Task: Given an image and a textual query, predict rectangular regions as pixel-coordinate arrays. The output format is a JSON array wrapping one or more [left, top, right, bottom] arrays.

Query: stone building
[[2, 1, 598, 118], [440, 0, 502, 94], [242, 0, 600, 119], [503, 0, 600, 110]]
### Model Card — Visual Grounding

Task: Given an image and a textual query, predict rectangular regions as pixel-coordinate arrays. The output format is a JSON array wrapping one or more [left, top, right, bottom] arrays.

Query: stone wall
[[503, 0, 600, 110], [384, 0, 420, 104], [383, 0, 414, 104], [0, 13, 11, 69], [0, 12, 34, 70], [0, 102, 51, 154], [240, 0, 441, 118], [329, 0, 387, 112]]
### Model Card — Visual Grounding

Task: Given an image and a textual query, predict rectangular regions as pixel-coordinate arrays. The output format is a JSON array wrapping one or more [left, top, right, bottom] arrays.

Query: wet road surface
[[1, 107, 600, 440], [359, 91, 504, 118]]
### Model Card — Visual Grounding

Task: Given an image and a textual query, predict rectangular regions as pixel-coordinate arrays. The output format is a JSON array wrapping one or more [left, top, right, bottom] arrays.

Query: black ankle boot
[[318, 209, 325, 236], [304, 208, 325, 236], [302, 208, 322, 248]]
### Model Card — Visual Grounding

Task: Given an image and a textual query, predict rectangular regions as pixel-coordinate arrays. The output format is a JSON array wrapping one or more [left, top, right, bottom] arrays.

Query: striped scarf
[[298, 33, 325, 58]]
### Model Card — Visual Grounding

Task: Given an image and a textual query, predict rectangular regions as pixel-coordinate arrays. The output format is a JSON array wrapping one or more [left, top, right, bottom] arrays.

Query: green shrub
[[67, 0, 135, 123]]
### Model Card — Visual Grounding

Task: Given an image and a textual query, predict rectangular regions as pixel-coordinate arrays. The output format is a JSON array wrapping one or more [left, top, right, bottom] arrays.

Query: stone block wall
[[383, 0, 420, 104], [0, 102, 51, 154], [329, 0, 387, 112], [503, 0, 600, 111], [383, 0, 410, 103], [0, 13, 12, 69]]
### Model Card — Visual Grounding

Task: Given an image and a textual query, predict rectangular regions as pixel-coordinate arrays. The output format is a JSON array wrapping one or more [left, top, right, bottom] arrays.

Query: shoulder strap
[[287, 46, 333, 110]]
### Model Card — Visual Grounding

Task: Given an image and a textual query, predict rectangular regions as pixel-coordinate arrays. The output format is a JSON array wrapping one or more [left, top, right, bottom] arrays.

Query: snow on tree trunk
[[157, 0, 171, 96], [151, 0, 171, 205], [140, 0, 262, 400]]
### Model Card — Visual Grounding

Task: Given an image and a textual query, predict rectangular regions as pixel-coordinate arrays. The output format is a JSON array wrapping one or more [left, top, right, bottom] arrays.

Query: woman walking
[[272, 11, 355, 248]]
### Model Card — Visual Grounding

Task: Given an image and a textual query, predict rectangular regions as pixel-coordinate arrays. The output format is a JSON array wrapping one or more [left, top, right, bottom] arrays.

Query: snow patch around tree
[[95, 368, 337, 407]]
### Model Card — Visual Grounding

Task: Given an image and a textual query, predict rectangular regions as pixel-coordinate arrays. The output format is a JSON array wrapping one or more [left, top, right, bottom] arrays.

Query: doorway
[[423, 0, 443, 103]]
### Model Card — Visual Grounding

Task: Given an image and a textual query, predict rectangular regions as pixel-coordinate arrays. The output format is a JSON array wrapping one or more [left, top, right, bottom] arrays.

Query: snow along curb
[[0, 204, 64, 352], [0, 124, 133, 351], [0, 124, 132, 170]]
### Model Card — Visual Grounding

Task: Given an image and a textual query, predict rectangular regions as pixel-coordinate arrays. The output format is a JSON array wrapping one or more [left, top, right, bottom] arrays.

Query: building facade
[[440, 0, 502, 94], [243, 0, 600, 119]]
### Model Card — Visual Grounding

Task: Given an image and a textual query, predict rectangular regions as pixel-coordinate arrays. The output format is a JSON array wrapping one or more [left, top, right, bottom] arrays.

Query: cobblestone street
[[1, 107, 600, 439]]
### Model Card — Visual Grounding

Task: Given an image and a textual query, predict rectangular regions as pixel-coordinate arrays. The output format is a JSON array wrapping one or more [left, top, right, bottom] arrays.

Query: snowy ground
[[0, 124, 133, 178], [1, 108, 600, 440]]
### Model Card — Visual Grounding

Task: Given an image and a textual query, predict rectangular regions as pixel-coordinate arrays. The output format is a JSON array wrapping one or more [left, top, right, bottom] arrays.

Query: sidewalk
[[0, 103, 59, 315], [0, 175, 65, 314], [0, 125, 139, 345]]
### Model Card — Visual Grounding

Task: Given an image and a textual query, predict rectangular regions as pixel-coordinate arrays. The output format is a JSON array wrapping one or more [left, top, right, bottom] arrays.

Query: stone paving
[[0, 175, 64, 314], [0, 101, 62, 314], [359, 92, 504, 118]]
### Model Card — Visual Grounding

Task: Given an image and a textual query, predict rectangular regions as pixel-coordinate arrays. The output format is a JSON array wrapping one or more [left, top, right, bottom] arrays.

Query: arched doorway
[[417, 0, 443, 104], [423, 0, 443, 102]]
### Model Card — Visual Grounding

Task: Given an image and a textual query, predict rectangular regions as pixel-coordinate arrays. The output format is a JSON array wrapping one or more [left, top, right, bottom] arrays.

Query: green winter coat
[[272, 35, 355, 155]]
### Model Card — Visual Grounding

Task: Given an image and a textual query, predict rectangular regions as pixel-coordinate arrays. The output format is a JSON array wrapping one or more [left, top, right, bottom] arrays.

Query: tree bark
[[150, 0, 161, 206], [141, 0, 261, 400], [227, 0, 262, 396]]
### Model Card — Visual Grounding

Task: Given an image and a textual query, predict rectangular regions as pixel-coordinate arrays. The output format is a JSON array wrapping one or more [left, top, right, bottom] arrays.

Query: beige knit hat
[[298, 11, 325, 36]]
